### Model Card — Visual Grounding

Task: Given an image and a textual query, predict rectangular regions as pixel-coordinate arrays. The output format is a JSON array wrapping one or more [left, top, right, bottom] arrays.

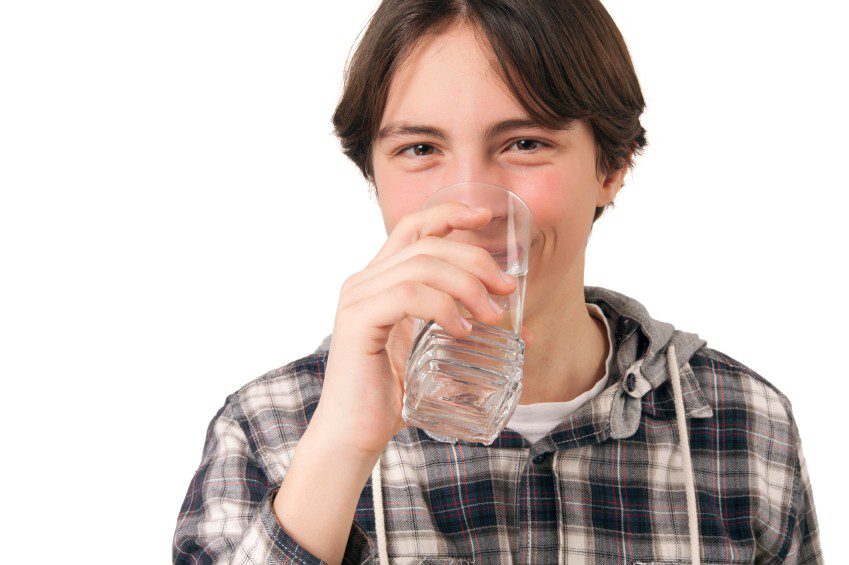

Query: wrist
[[301, 412, 383, 471]]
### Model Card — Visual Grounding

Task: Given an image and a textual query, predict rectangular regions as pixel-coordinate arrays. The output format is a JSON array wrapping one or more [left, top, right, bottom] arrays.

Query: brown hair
[[332, 0, 648, 223]]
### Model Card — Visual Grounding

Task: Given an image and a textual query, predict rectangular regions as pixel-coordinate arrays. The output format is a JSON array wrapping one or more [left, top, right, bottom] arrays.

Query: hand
[[310, 202, 532, 459]]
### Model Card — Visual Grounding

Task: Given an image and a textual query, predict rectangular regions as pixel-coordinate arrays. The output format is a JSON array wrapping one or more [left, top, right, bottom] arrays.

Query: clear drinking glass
[[402, 181, 533, 445]]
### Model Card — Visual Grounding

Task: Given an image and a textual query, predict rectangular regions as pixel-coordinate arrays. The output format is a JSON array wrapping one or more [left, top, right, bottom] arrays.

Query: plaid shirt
[[173, 286, 822, 564]]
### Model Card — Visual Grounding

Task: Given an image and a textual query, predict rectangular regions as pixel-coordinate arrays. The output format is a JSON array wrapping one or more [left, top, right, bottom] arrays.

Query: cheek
[[375, 171, 432, 235], [380, 197, 421, 236], [520, 190, 569, 227], [515, 169, 594, 233]]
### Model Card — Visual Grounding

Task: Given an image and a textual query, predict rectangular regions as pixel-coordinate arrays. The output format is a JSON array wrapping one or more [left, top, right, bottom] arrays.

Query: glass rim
[[424, 181, 532, 215]]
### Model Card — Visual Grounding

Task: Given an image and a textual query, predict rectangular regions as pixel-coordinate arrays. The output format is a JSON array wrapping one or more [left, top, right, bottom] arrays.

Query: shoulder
[[227, 350, 329, 416], [688, 344, 796, 423], [216, 350, 330, 482], [685, 344, 805, 484]]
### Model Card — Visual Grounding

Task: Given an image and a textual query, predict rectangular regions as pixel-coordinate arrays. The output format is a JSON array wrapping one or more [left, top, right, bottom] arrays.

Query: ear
[[596, 152, 633, 208]]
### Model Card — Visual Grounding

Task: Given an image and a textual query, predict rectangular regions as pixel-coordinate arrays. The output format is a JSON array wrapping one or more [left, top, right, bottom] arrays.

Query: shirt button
[[532, 453, 549, 464], [625, 372, 637, 393]]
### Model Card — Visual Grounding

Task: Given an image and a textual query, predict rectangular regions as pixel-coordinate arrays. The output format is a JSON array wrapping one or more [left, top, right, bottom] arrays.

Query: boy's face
[[371, 22, 627, 315]]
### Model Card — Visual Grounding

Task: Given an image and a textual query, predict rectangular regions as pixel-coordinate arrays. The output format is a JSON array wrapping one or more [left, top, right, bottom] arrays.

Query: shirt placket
[[515, 446, 558, 564]]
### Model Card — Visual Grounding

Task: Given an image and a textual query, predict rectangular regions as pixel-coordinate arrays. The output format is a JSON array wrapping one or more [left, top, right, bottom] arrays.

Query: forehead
[[381, 23, 523, 127]]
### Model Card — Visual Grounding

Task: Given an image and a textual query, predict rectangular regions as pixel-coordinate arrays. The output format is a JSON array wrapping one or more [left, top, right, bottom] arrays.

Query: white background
[[1, 1, 845, 561]]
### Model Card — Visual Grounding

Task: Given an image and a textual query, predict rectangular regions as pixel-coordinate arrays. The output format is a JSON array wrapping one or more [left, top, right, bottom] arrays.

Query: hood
[[316, 284, 710, 564], [584, 285, 713, 439]]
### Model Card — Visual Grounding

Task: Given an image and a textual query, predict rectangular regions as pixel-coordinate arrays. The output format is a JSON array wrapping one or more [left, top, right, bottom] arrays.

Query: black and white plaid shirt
[[173, 286, 822, 564]]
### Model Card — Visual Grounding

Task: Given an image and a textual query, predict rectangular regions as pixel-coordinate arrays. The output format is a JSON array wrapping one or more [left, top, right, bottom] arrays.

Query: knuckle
[[409, 252, 434, 269], [392, 214, 418, 241], [454, 201, 474, 215], [397, 279, 419, 300], [468, 279, 492, 315], [335, 303, 353, 326], [340, 273, 358, 293], [462, 271, 485, 297], [395, 213, 413, 231], [473, 246, 497, 269], [440, 292, 458, 317], [480, 284, 495, 306]]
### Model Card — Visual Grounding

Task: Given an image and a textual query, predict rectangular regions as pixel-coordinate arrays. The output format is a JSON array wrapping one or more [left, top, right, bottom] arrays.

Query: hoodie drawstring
[[372, 454, 390, 565], [371, 346, 700, 565], [667, 343, 701, 564]]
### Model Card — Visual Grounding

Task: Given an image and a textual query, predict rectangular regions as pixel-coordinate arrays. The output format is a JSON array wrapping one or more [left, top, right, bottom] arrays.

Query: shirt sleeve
[[172, 395, 378, 564], [778, 412, 823, 564], [753, 407, 823, 564]]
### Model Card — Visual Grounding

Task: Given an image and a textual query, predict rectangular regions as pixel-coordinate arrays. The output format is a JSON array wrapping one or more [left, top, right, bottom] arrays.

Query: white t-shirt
[[506, 302, 614, 444]]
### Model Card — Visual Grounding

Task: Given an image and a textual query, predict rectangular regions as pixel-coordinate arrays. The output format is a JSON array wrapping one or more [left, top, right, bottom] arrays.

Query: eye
[[398, 143, 437, 157], [395, 139, 548, 158], [510, 139, 548, 151]]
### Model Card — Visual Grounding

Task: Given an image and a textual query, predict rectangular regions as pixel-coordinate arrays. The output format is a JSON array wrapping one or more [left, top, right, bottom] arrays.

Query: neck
[[518, 253, 609, 405]]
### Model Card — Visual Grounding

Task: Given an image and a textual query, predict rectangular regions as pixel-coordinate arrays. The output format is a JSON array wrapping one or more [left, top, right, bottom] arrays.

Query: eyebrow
[[376, 117, 572, 143]]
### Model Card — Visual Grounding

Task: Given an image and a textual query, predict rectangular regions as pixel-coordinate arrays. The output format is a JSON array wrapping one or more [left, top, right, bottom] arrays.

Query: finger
[[347, 235, 517, 300], [339, 253, 507, 329], [369, 202, 492, 267], [344, 281, 478, 355]]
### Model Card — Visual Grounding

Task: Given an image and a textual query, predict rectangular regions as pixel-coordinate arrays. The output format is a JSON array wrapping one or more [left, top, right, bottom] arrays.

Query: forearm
[[272, 416, 382, 565]]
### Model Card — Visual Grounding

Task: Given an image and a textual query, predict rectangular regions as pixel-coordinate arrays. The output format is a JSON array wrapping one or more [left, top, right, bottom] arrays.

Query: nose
[[437, 177, 515, 216], [438, 151, 510, 194], [430, 151, 534, 224], [437, 180, 512, 220]]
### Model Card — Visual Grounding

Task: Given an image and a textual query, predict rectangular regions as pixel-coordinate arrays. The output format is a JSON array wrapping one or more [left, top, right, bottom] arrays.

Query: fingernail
[[472, 206, 489, 214], [488, 296, 504, 314], [499, 270, 516, 285], [460, 317, 473, 331]]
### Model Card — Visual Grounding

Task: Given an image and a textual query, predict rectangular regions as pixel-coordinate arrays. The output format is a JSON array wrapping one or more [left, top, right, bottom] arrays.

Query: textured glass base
[[402, 319, 525, 445]]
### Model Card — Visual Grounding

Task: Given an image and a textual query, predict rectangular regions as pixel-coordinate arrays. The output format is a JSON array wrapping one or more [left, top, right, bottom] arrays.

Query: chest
[[353, 435, 758, 564]]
